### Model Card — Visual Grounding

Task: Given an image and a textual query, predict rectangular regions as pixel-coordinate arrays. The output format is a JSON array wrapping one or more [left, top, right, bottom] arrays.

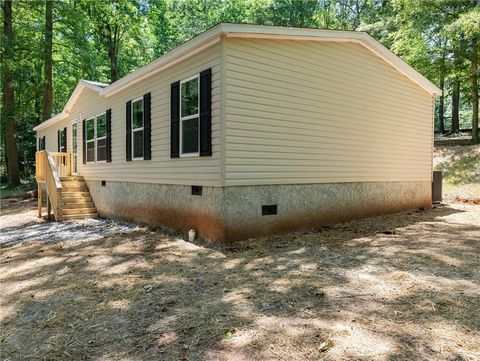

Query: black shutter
[[126, 101, 132, 161], [57, 130, 60, 152], [82, 119, 86, 164], [106, 108, 112, 162], [199, 68, 212, 156], [143, 93, 151, 160], [63, 127, 67, 152], [171, 81, 180, 158]]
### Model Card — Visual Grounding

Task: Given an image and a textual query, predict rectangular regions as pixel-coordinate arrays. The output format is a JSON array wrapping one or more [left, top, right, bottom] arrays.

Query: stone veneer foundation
[[86, 180, 432, 242]]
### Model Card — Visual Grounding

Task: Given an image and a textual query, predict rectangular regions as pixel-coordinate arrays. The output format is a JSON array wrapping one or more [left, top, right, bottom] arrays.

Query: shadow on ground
[[1, 203, 479, 360]]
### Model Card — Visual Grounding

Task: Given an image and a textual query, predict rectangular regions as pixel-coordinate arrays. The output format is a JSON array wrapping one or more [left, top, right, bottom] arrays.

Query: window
[[57, 128, 67, 152], [180, 75, 199, 156], [96, 113, 107, 162], [60, 130, 66, 151], [38, 136, 45, 151], [86, 118, 95, 163], [72, 123, 77, 154], [86, 113, 107, 163], [131, 97, 144, 160]]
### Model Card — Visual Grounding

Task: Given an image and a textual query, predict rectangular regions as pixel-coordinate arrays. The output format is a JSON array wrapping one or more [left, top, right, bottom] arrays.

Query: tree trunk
[[471, 36, 479, 141], [108, 45, 118, 82], [108, 26, 119, 83], [451, 78, 460, 133], [438, 49, 446, 134], [2, 0, 20, 186], [43, 0, 53, 121]]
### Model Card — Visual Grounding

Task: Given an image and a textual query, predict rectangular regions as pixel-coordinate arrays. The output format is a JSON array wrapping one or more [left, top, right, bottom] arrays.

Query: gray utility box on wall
[[432, 170, 443, 203]]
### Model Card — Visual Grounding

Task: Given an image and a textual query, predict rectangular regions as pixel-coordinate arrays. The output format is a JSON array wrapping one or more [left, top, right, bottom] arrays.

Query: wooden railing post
[[38, 183, 42, 217], [47, 197, 51, 220], [66, 152, 71, 176]]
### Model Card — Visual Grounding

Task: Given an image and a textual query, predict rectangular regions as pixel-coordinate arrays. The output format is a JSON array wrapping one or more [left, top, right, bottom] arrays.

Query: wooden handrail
[[45, 152, 63, 220], [36, 151, 71, 220]]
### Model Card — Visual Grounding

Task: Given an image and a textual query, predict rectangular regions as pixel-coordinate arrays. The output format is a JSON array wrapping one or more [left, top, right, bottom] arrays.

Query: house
[[34, 23, 442, 242]]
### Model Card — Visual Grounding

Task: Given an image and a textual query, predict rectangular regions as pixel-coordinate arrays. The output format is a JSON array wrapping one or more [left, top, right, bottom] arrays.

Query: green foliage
[[1, 0, 478, 182]]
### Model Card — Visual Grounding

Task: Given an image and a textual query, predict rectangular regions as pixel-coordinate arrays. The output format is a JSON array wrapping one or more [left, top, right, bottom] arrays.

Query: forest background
[[1, 0, 478, 185]]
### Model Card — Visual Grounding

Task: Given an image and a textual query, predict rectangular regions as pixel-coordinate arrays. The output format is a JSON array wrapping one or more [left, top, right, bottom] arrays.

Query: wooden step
[[61, 191, 90, 197], [61, 180, 85, 188], [62, 202, 94, 209], [62, 186, 86, 192], [62, 196, 92, 203], [60, 176, 84, 181], [62, 207, 97, 215], [62, 213, 98, 220]]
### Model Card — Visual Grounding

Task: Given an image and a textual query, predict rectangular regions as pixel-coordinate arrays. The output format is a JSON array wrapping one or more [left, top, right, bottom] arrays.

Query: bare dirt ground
[[1, 198, 479, 360]]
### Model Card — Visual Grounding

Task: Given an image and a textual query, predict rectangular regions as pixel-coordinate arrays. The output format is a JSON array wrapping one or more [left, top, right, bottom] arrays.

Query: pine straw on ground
[[1, 201, 479, 360]]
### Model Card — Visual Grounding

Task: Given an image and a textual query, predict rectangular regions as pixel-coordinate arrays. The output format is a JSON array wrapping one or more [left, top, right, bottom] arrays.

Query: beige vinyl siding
[[37, 118, 73, 154], [38, 43, 222, 186], [223, 38, 434, 186]]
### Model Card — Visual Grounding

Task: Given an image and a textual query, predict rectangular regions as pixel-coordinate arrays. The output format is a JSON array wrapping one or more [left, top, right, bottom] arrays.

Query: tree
[[443, 2, 479, 138], [451, 43, 462, 134], [268, 0, 320, 28], [472, 36, 479, 141], [1, 0, 478, 183], [438, 41, 447, 134], [2, 0, 20, 185], [43, 0, 53, 121], [80, 0, 149, 83]]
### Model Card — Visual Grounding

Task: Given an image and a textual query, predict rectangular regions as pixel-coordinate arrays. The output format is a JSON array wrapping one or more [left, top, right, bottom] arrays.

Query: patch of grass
[[0, 182, 36, 199], [437, 155, 480, 185], [434, 144, 480, 200]]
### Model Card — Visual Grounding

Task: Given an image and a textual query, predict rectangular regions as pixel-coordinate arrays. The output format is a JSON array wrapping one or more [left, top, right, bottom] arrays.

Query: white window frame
[[58, 128, 67, 152], [85, 117, 95, 164], [179, 74, 200, 157], [131, 96, 144, 161], [95, 113, 107, 163], [72, 119, 78, 174]]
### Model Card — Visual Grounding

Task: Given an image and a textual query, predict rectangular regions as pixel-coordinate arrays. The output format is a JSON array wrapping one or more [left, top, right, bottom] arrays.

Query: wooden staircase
[[36, 151, 98, 221], [59, 175, 98, 220]]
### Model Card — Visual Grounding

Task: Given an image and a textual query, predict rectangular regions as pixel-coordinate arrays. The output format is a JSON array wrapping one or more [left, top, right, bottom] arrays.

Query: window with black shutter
[[85, 113, 107, 163], [179, 74, 200, 156], [126, 94, 150, 161], [172, 68, 211, 158]]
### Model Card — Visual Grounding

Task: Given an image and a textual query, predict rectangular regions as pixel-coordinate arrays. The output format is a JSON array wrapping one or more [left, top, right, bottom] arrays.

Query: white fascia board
[[102, 25, 223, 97], [33, 80, 106, 131]]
